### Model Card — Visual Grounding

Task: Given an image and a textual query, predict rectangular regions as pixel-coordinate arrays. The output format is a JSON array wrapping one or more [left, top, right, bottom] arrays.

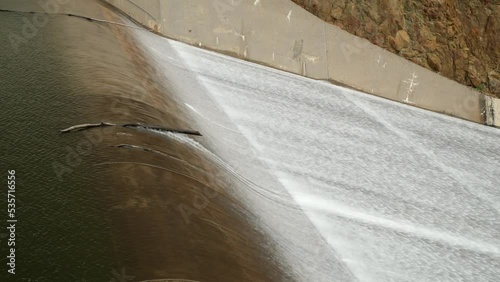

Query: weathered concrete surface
[[486, 96, 500, 127], [326, 25, 484, 123], [158, 0, 328, 79], [104, 0, 497, 128], [495, 99, 500, 127], [292, 0, 500, 98]]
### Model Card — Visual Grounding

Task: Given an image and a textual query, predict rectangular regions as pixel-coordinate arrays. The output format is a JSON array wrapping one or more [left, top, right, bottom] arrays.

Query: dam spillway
[[1, 0, 500, 281]]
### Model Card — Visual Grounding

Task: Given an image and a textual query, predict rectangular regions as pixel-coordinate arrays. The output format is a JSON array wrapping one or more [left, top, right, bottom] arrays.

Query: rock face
[[291, 0, 500, 98]]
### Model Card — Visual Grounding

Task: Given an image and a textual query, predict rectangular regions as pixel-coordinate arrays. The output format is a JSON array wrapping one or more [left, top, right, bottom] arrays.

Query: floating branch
[[122, 123, 202, 136], [59, 122, 115, 133], [59, 122, 202, 136]]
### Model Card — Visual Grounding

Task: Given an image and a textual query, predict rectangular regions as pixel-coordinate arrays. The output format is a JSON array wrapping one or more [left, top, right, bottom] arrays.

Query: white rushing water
[[134, 27, 500, 281]]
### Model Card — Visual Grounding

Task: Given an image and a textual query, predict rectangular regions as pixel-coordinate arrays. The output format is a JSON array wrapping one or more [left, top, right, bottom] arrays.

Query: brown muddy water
[[0, 0, 290, 281]]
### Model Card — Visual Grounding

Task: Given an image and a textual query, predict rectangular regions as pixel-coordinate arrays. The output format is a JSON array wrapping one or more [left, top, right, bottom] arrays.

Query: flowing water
[[2, 1, 500, 282], [0, 1, 290, 281]]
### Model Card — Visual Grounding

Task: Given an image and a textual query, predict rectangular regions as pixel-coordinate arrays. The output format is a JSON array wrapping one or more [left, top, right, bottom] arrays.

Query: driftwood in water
[[59, 122, 115, 133], [59, 122, 202, 136], [122, 123, 202, 136], [59, 121, 202, 136]]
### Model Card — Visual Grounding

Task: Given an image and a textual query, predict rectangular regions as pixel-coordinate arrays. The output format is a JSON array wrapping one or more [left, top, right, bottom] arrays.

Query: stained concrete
[[486, 96, 500, 127], [104, 0, 498, 128]]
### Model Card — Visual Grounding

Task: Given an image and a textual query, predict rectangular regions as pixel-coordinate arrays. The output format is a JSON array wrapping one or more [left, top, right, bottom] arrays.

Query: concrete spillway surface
[[1, 0, 500, 281], [141, 35, 500, 281]]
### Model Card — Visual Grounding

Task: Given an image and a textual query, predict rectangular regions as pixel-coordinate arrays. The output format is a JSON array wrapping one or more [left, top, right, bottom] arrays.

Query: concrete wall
[[495, 99, 500, 127], [156, 0, 329, 79], [105, 0, 498, 128], [105, 0, 162, 31], [485, 96, 500, 127]]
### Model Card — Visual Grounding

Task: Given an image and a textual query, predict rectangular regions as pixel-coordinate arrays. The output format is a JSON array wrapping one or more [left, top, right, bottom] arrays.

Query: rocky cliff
[[292, 0, 500, 98]]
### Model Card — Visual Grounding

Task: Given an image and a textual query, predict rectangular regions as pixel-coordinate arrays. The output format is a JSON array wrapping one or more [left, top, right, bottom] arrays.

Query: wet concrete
[[0, 0, 293, 281]]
